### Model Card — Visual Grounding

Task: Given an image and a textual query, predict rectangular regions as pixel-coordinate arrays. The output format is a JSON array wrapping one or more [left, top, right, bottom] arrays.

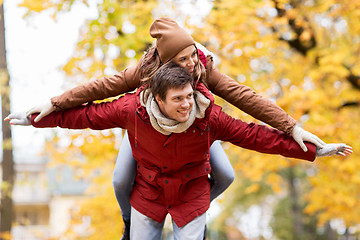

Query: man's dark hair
[[151, 62, 194, 101]]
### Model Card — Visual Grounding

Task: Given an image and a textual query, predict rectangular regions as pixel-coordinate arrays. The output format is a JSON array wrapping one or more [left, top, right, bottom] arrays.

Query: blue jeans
[[112, 131, 235, 221], [130, 207, 206, 240]]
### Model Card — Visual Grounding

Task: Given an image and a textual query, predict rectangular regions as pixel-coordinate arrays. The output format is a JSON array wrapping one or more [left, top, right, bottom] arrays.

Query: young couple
[[6, 17, 352, 240]]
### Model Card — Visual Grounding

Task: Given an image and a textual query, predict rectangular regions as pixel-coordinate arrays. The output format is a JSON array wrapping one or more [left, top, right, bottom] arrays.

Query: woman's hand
[[26, 100, 55, 122], [291, 125, 326, 152]]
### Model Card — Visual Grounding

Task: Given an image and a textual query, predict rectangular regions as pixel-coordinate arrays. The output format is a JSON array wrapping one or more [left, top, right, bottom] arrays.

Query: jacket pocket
[[134, 179, 161, 201], [135, 164, 161, 200], [178, 175, 210, 202], [138, 164, 158, 185]]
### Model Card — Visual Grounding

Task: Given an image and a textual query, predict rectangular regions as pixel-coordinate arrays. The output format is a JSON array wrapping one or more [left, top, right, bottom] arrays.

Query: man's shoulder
[[195, 82, 214, 102], [111, 91, 138, 112], [208, 104, 222, 117], [207, 104, 231, 129]]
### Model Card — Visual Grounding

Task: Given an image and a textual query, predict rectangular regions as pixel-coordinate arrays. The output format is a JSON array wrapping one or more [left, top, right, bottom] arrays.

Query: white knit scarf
[[139, 89, 211, 135]]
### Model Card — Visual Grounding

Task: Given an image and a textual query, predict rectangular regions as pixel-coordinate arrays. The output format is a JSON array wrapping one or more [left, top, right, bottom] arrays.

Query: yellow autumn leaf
[[245, 183, 260, 194], [18, 0, 49, 12], [299, 30, 312, 42], [319, 51, 347, 65], [266, 173, 283, 193], [319, 64, 350, 78], [0, 231, 12, 240], [304, 203, 321, 215]]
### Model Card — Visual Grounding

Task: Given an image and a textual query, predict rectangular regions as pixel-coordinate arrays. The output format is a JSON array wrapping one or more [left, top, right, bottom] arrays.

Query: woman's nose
[[187, 59, 195, 67]]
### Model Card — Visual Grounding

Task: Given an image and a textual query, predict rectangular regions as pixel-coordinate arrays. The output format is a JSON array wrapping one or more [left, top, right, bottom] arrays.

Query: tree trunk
[[288, 167, 304, 240], [324, 222, 337, 240], [0, 1, 14, 237]]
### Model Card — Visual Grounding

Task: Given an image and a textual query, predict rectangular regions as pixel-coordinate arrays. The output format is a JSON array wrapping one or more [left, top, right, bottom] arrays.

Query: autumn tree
[[0, 0, 15, 238], [19, 0, 158, 239], [190, 0, 360, 238], [17, 0, 360, 239]]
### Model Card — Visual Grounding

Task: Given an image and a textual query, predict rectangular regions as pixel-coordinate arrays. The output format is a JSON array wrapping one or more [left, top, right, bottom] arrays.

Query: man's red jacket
[[32, 83, 316, 227]]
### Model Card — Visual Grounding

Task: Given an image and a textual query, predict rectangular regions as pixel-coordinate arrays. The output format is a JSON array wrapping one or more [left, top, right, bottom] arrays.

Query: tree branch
[[272, 0, 317, 56]]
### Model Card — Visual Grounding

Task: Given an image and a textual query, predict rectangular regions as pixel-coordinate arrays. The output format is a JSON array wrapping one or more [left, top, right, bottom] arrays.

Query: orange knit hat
[[149, 17, 195, 63]]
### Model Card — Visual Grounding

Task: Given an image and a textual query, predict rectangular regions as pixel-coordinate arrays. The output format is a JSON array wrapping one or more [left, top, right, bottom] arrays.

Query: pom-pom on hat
[[149, 17, 195, 63]]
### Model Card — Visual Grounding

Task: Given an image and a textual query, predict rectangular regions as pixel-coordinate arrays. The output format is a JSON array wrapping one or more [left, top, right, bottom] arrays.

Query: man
[[5, 62, 352, 240]]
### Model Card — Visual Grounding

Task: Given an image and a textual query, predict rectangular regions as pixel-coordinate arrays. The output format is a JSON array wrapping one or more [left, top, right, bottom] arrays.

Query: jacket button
[[201, 132, 203, 135], [163, 166, 167, 169], [193, 130, 196, 133], [164, 144, 167, 147], [186, 174, 190, 178], [168, 205, 171, 209], [165, 180, 168, 184], [148, 175, 151, 179], [206, 168, 209, 172]]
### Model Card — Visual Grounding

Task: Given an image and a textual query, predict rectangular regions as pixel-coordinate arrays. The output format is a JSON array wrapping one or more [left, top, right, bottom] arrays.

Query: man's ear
[[155, 95, 164, 106]]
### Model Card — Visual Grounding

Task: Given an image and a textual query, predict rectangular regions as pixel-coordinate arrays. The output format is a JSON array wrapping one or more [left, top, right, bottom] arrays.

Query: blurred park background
[[1, 0, 359, 239]]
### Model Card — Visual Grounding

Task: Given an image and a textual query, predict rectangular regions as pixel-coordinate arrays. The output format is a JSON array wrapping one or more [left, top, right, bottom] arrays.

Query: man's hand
[[316, 143, 353, 157], [4, 112, 31, 126], [291, 125, 326, 152], [26, 100, 55, 122]]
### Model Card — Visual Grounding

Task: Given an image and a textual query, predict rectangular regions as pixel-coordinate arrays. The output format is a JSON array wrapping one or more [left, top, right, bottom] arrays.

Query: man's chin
[[177, 116, 190, 123]]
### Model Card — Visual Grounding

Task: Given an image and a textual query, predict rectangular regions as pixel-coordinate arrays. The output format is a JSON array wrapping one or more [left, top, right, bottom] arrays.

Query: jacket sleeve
[[33, 95, 131, 130], [211, 106, 316, 161], [51, 59, 143, 111], [204, 56, 297, 134]]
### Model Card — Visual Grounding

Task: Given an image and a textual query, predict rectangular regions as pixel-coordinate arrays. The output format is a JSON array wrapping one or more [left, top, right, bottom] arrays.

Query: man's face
[[155, 83, 194, 123]]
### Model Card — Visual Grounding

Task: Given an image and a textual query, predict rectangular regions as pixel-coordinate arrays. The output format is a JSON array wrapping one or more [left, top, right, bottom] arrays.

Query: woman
[[26, 17, 325, 239]]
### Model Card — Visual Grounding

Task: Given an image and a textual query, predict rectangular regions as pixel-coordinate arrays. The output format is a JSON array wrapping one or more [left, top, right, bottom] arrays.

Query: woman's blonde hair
[[140, 44, 206, 89]]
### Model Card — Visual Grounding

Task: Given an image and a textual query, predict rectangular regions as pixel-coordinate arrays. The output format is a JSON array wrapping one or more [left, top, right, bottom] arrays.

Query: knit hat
[[149, 17, 195, 63]]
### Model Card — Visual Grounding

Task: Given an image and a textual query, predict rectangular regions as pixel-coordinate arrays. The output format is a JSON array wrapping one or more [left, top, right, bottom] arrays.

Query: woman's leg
[[173, 213, 206, 240], [209, 141, 235, 202], [112, 131, 137, 222], [130, 207, 164, 240]]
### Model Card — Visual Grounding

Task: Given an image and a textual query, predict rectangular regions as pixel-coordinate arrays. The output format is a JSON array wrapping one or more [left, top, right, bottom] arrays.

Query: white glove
[[26, 100, 55, 122], [291, 125, 326, 152], [4, 112, 31, 126], [316, 143, 353, 157]]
